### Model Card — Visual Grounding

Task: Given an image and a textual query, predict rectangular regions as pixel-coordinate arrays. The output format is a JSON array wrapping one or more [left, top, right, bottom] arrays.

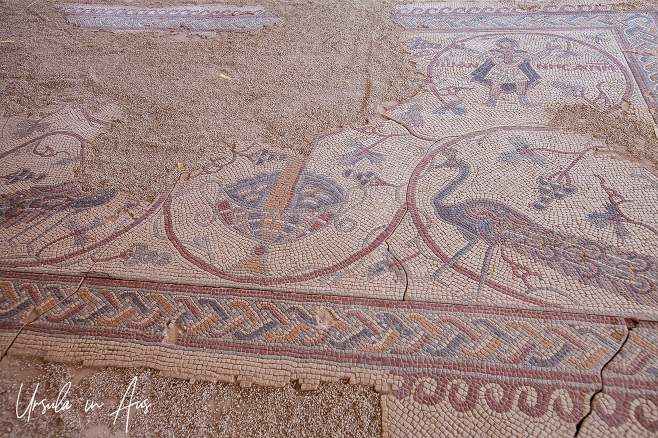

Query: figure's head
[[496, 38, 519, 51]]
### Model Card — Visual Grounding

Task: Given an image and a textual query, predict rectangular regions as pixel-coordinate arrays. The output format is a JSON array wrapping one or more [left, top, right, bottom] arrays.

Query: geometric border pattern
[[2, 269, 642, 428]]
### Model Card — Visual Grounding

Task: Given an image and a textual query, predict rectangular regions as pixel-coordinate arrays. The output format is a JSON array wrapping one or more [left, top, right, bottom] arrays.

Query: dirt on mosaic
[[0, 0, 420, 199], [550, 104, 658, 171]]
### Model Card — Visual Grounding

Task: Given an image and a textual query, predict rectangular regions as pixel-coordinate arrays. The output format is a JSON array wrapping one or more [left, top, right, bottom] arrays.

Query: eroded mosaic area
[[60, 4, 282, 33]]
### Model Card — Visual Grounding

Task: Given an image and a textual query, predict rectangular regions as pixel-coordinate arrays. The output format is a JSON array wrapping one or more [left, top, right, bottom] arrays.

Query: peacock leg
[[430, 235, 477, 280], [476, 244, 495, 301]]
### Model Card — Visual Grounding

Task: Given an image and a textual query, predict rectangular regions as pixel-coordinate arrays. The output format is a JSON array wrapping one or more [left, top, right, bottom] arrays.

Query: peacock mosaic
[[2, 3, 658, 437]]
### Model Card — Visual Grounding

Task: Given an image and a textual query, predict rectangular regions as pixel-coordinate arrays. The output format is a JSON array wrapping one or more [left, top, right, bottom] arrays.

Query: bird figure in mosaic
[[0, 181, 115, 229], [430, 149, 658, 306]]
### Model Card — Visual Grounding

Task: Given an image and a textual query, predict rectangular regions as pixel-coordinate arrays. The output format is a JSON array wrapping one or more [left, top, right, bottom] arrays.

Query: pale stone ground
[[0, 356, 381, 437]]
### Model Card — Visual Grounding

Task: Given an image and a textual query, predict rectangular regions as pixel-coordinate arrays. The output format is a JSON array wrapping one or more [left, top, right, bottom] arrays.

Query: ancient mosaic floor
[[2, 2, 658, 437]]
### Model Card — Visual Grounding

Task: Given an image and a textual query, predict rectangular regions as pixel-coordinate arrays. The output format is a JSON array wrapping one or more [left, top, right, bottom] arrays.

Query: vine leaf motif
[[339, 139, 385, 166], [13, 119, 50, 138], [588, 204, 630, 241], [400, 104, 424, 127], [499, 136, 547, 166], [65, 218, 103, 247], [123, 243, 171, 267]]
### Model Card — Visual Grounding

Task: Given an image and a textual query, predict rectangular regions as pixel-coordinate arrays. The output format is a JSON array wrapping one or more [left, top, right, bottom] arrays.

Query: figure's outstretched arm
[[531, 43, 559, 60], [456, 44, 487, 59]]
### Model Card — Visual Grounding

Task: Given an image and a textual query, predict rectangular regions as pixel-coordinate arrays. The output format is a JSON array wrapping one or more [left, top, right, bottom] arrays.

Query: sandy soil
[[0, 0, 421, 199], [0, 355, 381, 437], [550, 104, 658, 171]]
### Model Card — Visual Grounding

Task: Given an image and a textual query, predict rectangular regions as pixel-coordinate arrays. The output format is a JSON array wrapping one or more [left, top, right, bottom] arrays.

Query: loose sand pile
[[0, 356, 381, 437], [549, 104, 658, 171], [0, 0, 421, 199]]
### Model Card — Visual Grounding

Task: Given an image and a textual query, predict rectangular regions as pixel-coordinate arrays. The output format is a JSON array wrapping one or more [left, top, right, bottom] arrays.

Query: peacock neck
[[433, 160, 471, 206]]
